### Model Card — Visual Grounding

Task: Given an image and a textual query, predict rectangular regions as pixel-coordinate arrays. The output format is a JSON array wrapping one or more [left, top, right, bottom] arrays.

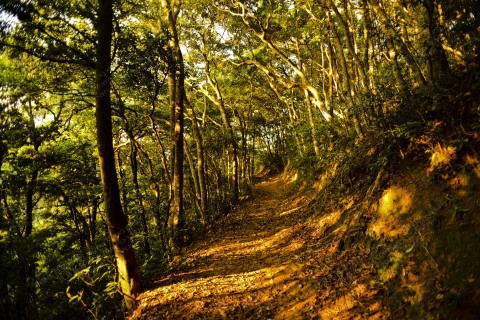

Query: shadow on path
[[130, 175, 317, 319]]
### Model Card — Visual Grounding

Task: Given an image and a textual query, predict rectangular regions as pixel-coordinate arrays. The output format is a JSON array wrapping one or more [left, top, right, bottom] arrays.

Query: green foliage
[[65, 254, 123, 320], [0, 0, 478, 318]]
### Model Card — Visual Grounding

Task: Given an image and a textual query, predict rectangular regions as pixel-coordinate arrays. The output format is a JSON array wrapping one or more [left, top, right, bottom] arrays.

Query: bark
[[304, 90, 321, 157], [363, 1, 378, 94], [327, 0, 368, 90], [184, 142, 203, 223], [203, 64, 239, 204], [96, 0, 140, 309], [328, 12, 364, 138], [186, 99, 207, 224], [371, 0, 426, 88], [117, 147, 128, 216], [164, 0, 185, 253], [423, 0, 451, 81], [130, 145, 151, 256]]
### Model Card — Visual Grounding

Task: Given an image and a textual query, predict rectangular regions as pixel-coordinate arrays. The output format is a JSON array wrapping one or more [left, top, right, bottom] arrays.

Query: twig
[[117, 288, 139, 304]]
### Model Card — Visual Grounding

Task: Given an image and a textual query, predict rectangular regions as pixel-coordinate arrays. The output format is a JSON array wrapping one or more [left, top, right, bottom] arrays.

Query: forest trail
[[130, 174, 324, 319]]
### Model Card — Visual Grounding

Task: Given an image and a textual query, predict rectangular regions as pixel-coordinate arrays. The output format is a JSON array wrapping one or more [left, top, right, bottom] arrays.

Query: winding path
[[130, 175, 318, 319]]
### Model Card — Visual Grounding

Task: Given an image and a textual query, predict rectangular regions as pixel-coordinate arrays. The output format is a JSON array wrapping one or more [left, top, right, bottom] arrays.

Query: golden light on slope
[[378, 186, 413, 218], [428, 143, 456, 172]]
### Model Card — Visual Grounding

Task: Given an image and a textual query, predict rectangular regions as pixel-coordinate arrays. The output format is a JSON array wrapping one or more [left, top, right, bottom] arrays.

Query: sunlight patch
[[465, 154, 480, 178], [428, 143, 456, 172], [379, 251, 404, 282], [279, 206, 302, 216], [369, 219, 410, 238], [378, 186, 413, 218], [291, 173, 298, 182], [310, 210, 342, 238], [318, 294, 356, 319]]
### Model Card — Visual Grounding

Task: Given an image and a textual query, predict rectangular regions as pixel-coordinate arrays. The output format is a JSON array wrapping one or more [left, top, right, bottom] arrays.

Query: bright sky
[[0, 10, 19, 30]]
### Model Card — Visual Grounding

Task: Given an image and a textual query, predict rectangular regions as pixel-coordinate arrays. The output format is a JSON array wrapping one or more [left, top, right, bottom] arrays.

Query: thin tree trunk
[[369, 0, 407, 92], [328, 12, 364, 138], [24, 169, 38, 237], [96, 0, 140, 309], [371, 0, 426, 88], [203, 65, 239, 204], [423, 0, 451, 81], [130, 145, 151, 256], [117, 147, 128, 216], [304, 90, 321, 156], [327, 0, 368, 90], [186, 98, 207, 224]]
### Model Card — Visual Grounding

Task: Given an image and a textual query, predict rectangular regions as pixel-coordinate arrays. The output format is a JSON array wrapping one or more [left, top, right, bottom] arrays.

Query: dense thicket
[[0, 0, 478, 318]]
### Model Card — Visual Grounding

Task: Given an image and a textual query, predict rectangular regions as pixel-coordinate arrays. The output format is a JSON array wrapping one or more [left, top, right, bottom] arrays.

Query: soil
[[129, 174, 324, 319], [129, 166, 480, 319]]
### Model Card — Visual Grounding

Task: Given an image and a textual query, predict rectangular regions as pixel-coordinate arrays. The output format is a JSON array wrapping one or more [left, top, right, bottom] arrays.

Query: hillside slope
[[130, 140, 480, 319]]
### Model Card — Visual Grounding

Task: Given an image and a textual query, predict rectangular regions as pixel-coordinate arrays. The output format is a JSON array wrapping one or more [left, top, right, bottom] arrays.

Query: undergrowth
[[288, 72, 480, 319]]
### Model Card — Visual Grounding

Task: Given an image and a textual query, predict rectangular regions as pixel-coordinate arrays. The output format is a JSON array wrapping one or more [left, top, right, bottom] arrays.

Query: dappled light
[[1, 0, 479, 318], [465, 154, 480, 179], [378, 186, 413, 218], [129, 176, 318, 319], [428, 143, 456, 172]]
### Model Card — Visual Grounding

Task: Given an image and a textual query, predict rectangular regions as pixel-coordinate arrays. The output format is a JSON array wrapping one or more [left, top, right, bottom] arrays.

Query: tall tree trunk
[[203, 64, 239, 204], [423, 0, 451, 82], [24, 169, 38, 238], [304, 90, 321, 156], [117, 147, 128, 216], [327, 0, 368, 90], [186, 99, 207, 225], [96, 0, 140, 309], [164, 0, 185, 253], [363, 1, 378, 94], [130, 145, 151, 256], [19, 114, 40, 319], [328, 12, 364, 138], [185, 142, 201, 214], [369, 0, 407, 92], [371, 0, 426, 88], [88, 199, 98, 244]]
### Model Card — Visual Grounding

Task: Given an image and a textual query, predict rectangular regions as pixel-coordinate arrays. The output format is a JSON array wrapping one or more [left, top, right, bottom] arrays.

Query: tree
[[95, 0, 141, 309]]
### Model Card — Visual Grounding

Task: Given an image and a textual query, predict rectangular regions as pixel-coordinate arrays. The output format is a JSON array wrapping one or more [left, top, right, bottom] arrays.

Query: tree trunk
[[327, 0, 368, 90], [164, 0, 185, 253], [96, 0, 140, 309], [371, 0, 426, 88], [369, 0, 407, 92], [130, 145, 151, 256], [204, 66, 239, 204], [423, 0, 451, 82], [328, 12, 364, 138], [186, 100, 207, 225], [304, 90, 321, 156], [24, 169, 38, 237]]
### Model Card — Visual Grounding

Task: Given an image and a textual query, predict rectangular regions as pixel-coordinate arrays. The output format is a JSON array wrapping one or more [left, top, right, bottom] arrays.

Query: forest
[[0, 0, 479, 319]]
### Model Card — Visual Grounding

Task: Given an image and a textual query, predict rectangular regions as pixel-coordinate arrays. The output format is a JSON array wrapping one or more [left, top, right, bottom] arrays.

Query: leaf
[[405, 245, 415, 253]]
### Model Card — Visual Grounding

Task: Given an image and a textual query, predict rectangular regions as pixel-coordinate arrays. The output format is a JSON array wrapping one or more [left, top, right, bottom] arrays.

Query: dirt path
[[130, 175, 319, 319], [130, 161, 480, 320]]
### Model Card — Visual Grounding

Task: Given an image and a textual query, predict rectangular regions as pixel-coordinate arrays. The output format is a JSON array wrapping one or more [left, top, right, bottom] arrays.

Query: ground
[[129, 160, 480, 319], [130, 174, 322, 319]]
